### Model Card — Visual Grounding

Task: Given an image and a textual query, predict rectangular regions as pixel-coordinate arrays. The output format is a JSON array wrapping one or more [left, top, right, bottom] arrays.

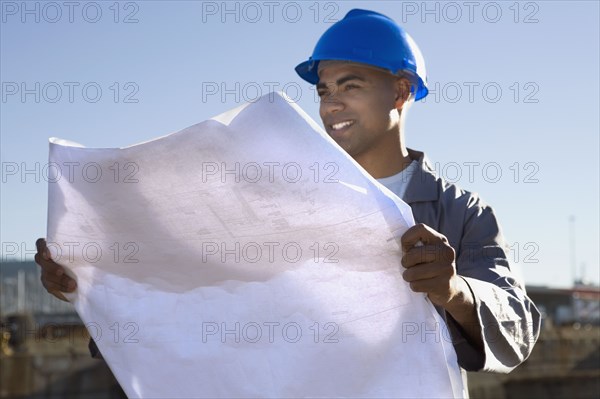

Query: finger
[[36, 239, 73, 303], [41, 270, 77, 292], [401, 224, 447, 252], [407, 276, 451, 294], [36, 237, 51, 260], [402, 261, 455, 282], [41, 268, 76, 290], [402, 244, 454, 268], [52, 291, 69, 302], [44, 285, 69, 302], [36, 237, 46, 252], [34, 253, 64, 277], [402, 245, 440, 267]]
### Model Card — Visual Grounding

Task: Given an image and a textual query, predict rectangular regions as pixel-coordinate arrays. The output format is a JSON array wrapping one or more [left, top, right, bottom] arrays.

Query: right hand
[[35, 238, 76, 302]]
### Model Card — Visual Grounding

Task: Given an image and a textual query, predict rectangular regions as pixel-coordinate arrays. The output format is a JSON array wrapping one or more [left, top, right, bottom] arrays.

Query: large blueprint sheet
[[47, 93, 464, 398]]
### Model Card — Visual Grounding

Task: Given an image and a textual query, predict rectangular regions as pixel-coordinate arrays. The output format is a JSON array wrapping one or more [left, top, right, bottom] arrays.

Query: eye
[[343, 83, 360, 91]]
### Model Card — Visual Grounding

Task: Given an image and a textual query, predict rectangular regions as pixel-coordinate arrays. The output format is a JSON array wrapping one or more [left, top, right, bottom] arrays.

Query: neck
[[354, 134, 412, 179]]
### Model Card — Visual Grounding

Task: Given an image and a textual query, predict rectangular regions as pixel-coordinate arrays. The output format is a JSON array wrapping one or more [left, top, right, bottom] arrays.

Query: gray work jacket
[[402, 149, 541, 373]]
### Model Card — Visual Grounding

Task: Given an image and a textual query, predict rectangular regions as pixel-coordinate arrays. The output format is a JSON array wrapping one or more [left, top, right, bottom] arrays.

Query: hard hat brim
[[295, 59, 321, 85]]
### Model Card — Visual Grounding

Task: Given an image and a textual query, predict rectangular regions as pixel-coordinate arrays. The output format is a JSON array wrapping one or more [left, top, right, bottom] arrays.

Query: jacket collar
[[403, 148, 440, 204]]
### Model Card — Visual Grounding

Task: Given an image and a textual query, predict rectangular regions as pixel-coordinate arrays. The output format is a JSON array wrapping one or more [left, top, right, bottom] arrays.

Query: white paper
[[46, 92, 464, 398]]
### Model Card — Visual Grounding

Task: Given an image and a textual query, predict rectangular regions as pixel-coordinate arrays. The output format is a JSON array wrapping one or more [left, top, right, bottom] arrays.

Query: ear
[[394, 77, 412, 110]]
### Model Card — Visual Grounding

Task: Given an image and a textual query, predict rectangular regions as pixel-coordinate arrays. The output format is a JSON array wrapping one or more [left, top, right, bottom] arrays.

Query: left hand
[[400, 223, 462, 308]]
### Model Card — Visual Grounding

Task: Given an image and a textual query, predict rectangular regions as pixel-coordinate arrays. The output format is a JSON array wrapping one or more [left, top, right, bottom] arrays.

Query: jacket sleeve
[[446, 194, 541, 373]]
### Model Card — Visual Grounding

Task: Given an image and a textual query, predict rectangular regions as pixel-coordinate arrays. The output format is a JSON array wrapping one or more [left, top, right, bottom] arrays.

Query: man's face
[[317, 62, 406, 159]]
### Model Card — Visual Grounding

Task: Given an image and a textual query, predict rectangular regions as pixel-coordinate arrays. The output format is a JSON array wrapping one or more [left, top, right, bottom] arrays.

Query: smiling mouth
[[330, 120, 355, 131]]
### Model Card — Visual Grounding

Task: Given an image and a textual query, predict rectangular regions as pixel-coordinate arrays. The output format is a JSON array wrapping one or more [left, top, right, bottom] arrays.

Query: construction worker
[[295, 8, 540, 379]]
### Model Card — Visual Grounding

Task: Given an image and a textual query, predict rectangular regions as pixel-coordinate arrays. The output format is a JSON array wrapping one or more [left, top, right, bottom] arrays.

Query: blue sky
[[1, 0, 599, 288]]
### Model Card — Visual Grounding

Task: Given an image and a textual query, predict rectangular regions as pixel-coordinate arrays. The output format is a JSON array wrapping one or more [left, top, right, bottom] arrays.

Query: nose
[[319, 91, 345, 115]]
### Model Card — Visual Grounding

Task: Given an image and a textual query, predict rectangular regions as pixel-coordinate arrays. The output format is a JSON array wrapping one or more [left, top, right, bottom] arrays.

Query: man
[[294, 8, 541, 374], [36, 7, 540, 389]]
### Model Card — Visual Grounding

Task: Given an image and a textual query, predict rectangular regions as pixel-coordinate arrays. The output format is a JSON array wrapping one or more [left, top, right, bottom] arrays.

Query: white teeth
[[331, 120, 354, 130]]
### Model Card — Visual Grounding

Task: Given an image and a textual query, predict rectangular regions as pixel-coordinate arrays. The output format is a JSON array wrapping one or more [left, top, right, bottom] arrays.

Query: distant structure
[[569, 215, 577, 284], [527, 284, 600, 327], [1, 261, 75, 316]]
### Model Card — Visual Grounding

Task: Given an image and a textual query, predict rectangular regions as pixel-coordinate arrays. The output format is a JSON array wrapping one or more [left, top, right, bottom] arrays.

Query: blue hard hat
[[295, 9, 428, 101]]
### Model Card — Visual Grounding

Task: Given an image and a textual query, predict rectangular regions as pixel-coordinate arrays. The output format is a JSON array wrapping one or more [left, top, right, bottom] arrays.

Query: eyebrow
[[316, 74, 367, 91]]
